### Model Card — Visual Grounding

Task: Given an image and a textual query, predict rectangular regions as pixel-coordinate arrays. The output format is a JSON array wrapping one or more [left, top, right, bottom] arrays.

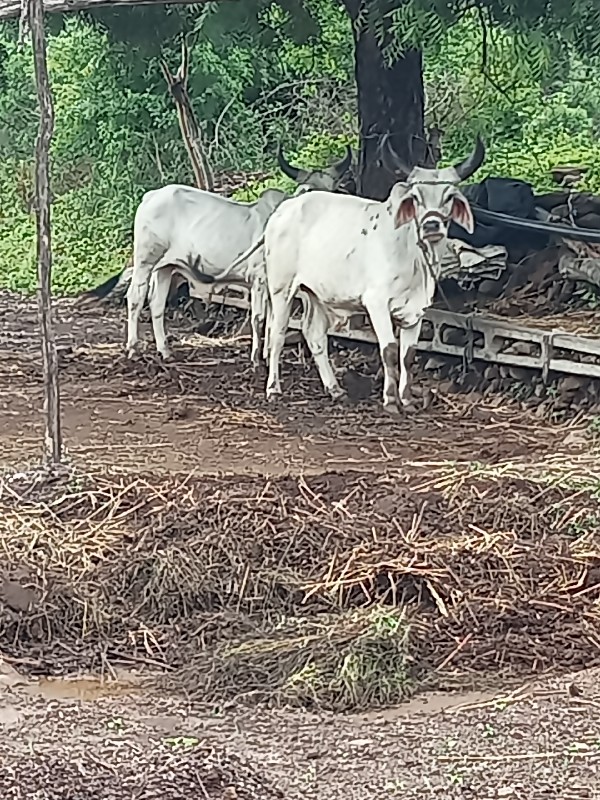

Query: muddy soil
[[1, 663, 600, 799], [0, 292, 594, 476]]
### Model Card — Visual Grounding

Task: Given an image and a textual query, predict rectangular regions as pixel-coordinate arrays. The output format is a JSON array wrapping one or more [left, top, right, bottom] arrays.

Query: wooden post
[[21, 0, 62, 464]]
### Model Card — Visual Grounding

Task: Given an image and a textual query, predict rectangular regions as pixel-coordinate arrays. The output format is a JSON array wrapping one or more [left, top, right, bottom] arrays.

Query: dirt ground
[[0, 291, 595, 475], [1, 664, 600, 799], [1, 291, 600, 799]]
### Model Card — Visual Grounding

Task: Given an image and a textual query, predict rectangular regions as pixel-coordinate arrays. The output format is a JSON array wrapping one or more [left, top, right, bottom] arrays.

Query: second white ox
[[261, 136, 486, 413], [125, 146, 352, 365]]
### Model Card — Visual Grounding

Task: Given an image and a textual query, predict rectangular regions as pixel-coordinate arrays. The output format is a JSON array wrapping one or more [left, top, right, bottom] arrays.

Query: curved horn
[[453, 135, 486, 181], [332, 145, 353, 177], [379, 134, 412, 181], [277, 143, 301, 181]]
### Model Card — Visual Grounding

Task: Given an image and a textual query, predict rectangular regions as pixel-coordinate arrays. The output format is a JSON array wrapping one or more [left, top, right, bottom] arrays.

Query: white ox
[[125, 146, 352, 365], [261, 136, 486, 414]]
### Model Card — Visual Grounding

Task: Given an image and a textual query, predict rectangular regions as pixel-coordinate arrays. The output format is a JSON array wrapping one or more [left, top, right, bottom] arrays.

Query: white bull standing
[[125, 145, 352, 365], [261, 136, 486, 414]]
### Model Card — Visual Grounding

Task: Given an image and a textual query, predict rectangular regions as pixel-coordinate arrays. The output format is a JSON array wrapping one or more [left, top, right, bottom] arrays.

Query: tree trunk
[[160, 43, 214, 192], [342, 0, 425, 200]]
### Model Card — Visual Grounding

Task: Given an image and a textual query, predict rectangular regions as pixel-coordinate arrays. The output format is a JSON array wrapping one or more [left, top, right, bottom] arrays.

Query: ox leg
[[262, 289, 275, 363], [149, 267, 174, 359], [266, 291, 293, 400], [365, 302, 401, 414], [262, 303, 271, 363], [302, 297, 343, 399], [126, 265, 153, 358], [398, 319, 423, 407], [250, 278, 266, 371]]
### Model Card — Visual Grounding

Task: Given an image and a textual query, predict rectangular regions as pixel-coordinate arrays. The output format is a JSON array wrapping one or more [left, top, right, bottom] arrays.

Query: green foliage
[[0, 4, 354, 294], [1, 1, 600, 296], [423, 13, 600, 191], [386, 0, 600, 77]]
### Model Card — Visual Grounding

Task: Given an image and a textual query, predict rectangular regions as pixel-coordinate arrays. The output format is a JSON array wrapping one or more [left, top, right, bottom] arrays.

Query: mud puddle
[[11, 670, 518, 722], [21, 671, 144, 701], [347, 688, 510, 725]]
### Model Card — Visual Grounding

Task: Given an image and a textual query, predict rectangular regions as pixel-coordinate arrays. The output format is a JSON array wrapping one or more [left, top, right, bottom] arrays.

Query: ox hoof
[[421, 388, 434, 411], [401, 394, 418, 413], [159, 350, 174, 362], [327, 385, 345, 400], [266, 386, 281, 403], [126, 347, 138, 360], [383, 402, 401, 416]]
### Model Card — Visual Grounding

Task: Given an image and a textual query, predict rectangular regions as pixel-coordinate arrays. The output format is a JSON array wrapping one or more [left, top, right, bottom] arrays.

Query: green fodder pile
[[0, 466, 599, 710]]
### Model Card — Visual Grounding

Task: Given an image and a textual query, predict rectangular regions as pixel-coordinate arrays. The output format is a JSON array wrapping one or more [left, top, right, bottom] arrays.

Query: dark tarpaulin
[[450, 177, 548, 254]]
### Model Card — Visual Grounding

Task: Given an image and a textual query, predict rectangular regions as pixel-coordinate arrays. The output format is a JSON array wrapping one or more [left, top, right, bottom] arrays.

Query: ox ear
[[395, 196, 416, 228], [390, 183, 414, 229], [388, 183, 417, 228], [451, 192, 474, 234]]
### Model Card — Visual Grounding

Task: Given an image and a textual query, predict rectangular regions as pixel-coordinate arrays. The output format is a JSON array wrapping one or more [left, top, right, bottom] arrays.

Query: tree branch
[[0, 0, 214, 22], [339, 0, 361, 21], [160, 42, 213, 191]]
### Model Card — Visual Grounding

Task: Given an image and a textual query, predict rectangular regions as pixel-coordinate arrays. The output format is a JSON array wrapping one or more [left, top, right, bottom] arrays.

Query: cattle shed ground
[[1, 290, 600, 799]]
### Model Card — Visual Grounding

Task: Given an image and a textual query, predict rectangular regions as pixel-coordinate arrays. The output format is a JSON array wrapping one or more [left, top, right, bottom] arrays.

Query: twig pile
[[0, 738, 285, 800], [1, 466, 599, 710]]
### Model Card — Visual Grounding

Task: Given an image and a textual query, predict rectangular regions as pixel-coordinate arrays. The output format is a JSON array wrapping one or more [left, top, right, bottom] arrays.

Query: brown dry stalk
[[0, 465, 599, 709]]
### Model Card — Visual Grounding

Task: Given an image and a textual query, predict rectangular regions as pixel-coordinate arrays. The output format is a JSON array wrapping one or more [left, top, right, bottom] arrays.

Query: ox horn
[[277, 143, 307, 182], [379, 134, 412, 181], [330, 145, 353, 177], [453, 136, 486, 181]]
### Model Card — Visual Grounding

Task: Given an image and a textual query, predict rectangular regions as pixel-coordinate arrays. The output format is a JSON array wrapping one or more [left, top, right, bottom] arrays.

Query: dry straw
[[1, 463, 599, 711]]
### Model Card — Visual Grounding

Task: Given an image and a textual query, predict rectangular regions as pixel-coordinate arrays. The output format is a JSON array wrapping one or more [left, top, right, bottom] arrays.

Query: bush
[[1, 8, 600, 295]]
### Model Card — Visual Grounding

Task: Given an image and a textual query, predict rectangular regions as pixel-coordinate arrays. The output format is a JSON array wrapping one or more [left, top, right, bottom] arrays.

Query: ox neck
[[416, 236, 446, 280]]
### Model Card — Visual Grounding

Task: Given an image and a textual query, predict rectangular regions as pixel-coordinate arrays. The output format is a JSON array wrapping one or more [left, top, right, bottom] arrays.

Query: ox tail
[[86, 272, 122, 299], [78, 261, 133, 305], [187, 236, 266, 285]]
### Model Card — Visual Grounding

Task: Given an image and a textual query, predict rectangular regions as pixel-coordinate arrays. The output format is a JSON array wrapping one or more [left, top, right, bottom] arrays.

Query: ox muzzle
[[418, 211, 448, 244]]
